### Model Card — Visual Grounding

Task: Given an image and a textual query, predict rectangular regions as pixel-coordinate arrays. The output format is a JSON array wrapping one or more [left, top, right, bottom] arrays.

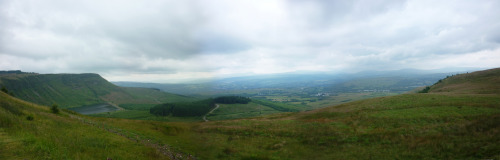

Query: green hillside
[[0, 91, 189, 159], [0, 73, 193, 109], [428, 67, 500, 94], [102, 87, 194, 109], [0, 73, 118, 108]]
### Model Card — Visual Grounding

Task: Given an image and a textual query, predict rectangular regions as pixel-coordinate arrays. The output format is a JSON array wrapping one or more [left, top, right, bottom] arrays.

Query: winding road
[[203, 104, 219, 122]]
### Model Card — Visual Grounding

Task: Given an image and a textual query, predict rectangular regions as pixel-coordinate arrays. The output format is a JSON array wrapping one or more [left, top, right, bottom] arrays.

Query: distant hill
[[428, 68, 500, 94], [0, 72, 192, 108]]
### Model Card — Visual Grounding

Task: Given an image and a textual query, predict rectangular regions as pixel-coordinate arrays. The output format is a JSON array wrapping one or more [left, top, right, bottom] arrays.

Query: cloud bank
[[1, 0, 499, 82]]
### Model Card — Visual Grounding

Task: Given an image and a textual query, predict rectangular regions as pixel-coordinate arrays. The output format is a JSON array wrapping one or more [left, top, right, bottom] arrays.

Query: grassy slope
[[306, 92, 400, 109], [99, 68, 500, 159], [0, 73, 194, 109], [91, 110, 204, 122], [0, 92, 170, 159], [429, 67, 500, 94]]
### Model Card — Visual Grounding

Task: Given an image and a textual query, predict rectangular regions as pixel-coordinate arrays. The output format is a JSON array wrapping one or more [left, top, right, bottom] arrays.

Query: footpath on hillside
[[203, 104, 219, 122]]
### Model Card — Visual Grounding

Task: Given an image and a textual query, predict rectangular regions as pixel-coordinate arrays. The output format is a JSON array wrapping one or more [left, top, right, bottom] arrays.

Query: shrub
[[1, 85, 15, 96], [26, 115, 34, 121], [419, 86, 431, 93], [51, 104, 59, 114], [1, 86, 8, 93]]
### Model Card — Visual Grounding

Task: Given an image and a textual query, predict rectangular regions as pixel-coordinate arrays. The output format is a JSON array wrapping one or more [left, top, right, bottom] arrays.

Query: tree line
[[150, 96, 251, 117], [213, 96, 251, 104], [150, 99, 215, 117]]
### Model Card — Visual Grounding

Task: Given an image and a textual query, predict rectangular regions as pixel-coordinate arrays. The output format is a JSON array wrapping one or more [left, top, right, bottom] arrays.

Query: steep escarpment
[[0, 72, 192, 109], [0, 73, 119, 108]]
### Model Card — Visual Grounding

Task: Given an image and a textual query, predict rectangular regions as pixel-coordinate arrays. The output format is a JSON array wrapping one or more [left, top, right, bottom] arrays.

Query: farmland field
[[206, 102, 281, 121]]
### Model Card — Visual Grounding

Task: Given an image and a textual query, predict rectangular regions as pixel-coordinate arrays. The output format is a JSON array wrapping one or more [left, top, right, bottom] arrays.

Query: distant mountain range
[[113, 69, 473, 96]]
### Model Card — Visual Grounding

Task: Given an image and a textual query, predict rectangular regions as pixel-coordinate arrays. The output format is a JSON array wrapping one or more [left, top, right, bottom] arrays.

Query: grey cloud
[[198, 33, 250, 53], [0, 0, 203, 59], [0, 0, 499, 82]]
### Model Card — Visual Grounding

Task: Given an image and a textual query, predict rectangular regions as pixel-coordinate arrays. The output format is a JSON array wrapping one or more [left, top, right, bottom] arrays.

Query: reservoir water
[[68, 104, 120, 115]]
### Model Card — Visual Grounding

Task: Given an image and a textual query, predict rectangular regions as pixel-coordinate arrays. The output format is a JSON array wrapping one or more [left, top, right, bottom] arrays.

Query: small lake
[[68, 104, 120, 115]]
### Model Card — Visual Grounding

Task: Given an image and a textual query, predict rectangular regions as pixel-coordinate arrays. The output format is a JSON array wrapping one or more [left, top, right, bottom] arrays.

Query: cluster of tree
[[150, 96, 253, 117], [214, 96, 251, 104], [150, 99, 215, 117], [51, 104, 60, 114], [419, 86, 431, 93], [1, 86, 14, 96]]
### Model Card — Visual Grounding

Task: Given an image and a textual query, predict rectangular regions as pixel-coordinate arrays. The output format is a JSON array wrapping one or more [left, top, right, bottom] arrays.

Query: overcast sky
[[1, 0, 499, 83]]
